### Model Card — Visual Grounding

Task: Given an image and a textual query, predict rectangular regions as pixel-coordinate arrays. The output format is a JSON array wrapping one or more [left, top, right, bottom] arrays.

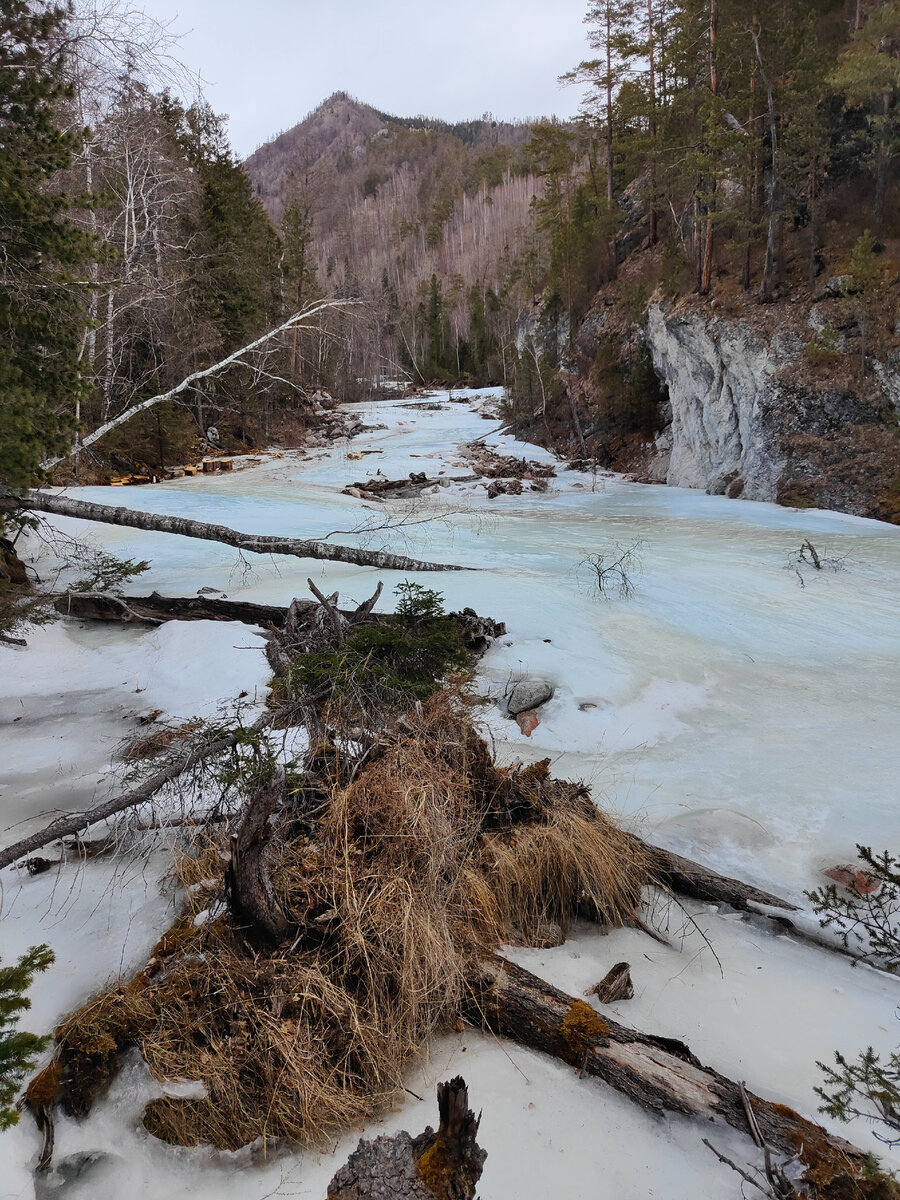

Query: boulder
[[508, 680, 554, 716], [824, 275, 856, 298]]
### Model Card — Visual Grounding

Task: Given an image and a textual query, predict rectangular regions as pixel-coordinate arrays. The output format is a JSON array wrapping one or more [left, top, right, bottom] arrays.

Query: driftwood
[[587, 962, 634, 1003], [327, 1077, 485, 1200], [467, 955, 883, 1197], [6, 488, 468, 572]]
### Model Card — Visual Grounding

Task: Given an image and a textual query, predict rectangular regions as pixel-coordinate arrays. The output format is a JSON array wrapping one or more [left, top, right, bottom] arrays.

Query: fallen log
[[327, 1077, 485, 1200], [6, 489, 468, 572], [640, 839, 799, 912], [467, 955, 888, 1198], [54, 590, 288, 628], [0, 714, 272, 874], [52, 591, 506, 656]]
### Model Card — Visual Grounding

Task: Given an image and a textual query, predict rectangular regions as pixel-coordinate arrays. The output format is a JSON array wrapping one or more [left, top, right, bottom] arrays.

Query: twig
[[702, 1139, 770, 1194]]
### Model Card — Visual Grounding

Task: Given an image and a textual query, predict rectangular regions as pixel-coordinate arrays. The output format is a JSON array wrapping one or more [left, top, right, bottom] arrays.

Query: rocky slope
[[517, 283, 900, 524], [643, 297, 900, 518]]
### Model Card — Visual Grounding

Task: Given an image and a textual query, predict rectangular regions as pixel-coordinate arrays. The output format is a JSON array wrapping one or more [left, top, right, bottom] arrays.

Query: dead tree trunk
[[641, 840, 798, 913], [224, 773, 293, 946], [466, 955, 884, 1198], [9, 489, 468, 573], [54, 590, 289, 628], [327, 1077, 486, 1200]]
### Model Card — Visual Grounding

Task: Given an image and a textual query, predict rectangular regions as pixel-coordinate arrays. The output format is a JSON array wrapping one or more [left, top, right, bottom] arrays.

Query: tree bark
[[641, 840, 798, 913], [224, 773, 293, 946], [54, 590, 289, 628], [466, 955, 883, 1196], [9, 490, 468, 573], [327, 1077, 486, 1200]]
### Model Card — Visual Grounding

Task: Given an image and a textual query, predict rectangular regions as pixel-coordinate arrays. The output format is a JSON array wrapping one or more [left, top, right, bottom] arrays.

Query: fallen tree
[[53, 590, 290, 628], [5, 489, 468, 573], [1, 586, 505, 873], [467, 955, 891, 1198], [22, 682, 896, 1196], [38, 299, 359, 473]]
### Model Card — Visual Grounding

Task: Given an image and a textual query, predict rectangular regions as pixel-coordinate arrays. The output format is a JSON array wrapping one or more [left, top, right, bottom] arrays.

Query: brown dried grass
[[55, 692, 650, 1151]]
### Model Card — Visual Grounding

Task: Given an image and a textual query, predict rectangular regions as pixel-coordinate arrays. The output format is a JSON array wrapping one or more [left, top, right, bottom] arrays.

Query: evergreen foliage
[[809, 847, 900, 1147], [0, 944, 54, 1129], [0, 1, 93, 490], [275, 583, 468, 717]]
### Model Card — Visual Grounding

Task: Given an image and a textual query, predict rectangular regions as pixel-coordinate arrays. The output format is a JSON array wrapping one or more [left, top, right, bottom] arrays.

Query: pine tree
[[829, 2, 900, 244], [0, 1, 94, 491], [0, 944, 54, 1129]]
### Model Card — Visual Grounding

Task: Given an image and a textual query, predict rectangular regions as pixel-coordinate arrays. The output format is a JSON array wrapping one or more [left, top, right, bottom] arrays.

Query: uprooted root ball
[[44, 693, 649, 1151]]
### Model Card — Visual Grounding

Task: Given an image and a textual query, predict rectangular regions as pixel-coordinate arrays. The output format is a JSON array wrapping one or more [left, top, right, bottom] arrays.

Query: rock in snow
[[515, 709, 541, 737], [507, 680, 554, 715]]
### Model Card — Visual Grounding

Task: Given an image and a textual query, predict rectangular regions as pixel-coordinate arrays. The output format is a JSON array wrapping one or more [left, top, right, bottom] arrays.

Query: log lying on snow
[[638, 839, 799, 913], [328, 1077, 485, 1200], [53, 591, 507, 658], [9, 489, 468, 572], [54, 590, 290, 628], [467, 955, 885, 1196]]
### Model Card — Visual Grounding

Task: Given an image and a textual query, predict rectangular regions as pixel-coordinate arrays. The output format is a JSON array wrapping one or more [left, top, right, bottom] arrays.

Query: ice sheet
[[2, 386, 899, 1196]]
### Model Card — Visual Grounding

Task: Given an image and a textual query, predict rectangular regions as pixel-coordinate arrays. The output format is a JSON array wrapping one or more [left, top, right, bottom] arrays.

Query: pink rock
[[516, 709, 540, 737], [823, 865, 881, 895]]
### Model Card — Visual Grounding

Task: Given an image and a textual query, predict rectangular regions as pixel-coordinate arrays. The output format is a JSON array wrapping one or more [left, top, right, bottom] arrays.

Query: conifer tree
[[0, 1, 93, 491], [0, 944, 54, 1129]]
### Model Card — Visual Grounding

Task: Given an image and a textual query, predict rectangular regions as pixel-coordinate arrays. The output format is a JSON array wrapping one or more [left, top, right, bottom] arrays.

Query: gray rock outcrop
[[644, 303, 793, 501]]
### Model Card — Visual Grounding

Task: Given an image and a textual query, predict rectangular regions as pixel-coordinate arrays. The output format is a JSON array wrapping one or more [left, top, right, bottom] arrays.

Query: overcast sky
[[138, 0, 591, 158]]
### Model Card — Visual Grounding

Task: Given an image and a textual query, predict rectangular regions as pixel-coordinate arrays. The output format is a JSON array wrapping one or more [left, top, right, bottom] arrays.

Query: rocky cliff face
[[642, 300, 900, 517], [644, 303, 793, 500]]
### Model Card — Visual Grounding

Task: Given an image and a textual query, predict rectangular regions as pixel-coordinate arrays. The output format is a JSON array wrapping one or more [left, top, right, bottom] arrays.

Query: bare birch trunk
[[5, 489, 468, 573]]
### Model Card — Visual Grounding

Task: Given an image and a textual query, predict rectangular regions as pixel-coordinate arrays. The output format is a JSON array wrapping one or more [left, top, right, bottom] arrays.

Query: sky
[[138, 0, 591, 158]]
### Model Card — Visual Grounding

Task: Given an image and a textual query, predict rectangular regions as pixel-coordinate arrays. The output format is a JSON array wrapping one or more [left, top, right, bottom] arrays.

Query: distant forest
[[0, 0, 897, 488]]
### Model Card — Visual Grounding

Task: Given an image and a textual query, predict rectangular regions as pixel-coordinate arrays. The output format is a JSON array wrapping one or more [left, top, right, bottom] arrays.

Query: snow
[[2, 386, 899, 1197]]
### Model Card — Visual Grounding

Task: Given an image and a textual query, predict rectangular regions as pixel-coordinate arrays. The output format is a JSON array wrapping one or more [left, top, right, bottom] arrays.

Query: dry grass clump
[[45, 691, 650, 1152]]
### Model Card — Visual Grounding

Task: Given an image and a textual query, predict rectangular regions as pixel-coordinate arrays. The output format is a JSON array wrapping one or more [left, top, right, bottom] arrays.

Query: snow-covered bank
[[2, 387, 899, 1197]]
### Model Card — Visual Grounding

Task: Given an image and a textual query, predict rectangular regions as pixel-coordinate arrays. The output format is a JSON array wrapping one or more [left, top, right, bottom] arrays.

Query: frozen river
[[2, 388, 899, 1198]]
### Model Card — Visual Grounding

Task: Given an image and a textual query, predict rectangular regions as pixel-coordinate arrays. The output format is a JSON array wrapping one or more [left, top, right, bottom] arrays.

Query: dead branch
[[0, 713, 272, 873], [307, 577, 346, 643]]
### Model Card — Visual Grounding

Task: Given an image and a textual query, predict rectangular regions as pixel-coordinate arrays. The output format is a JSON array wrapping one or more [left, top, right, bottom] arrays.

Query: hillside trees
[[0, 0, 94, 491], [829, 1, 900, 243], [553, 0, 898, 307]]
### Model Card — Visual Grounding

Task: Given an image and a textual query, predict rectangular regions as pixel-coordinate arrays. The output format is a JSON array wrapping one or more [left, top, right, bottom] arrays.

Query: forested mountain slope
[[245, 93, 547, 384]]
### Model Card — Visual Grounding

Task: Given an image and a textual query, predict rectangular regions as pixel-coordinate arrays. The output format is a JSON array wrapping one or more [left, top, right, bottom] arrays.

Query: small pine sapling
[[0, 945, 54, 1129], [806, 845, 900, 970], [816, 1044, 900, 1147], [809, 847, 900, 1146]]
